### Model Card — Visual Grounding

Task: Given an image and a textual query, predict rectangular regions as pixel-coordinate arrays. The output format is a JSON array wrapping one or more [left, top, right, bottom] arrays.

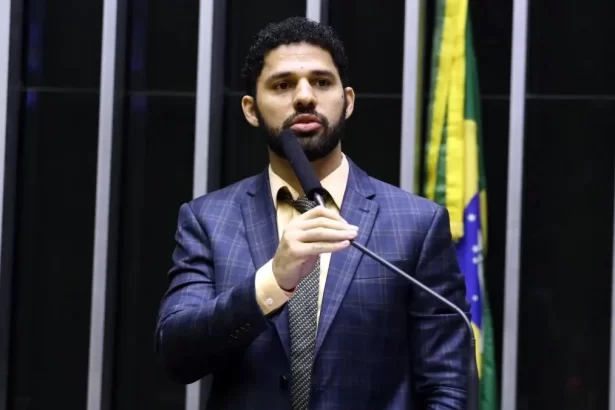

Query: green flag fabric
[[423, 1, 498, 409]]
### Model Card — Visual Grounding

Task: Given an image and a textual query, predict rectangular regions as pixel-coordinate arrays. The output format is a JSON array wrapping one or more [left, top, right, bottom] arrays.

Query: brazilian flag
[[423, 1, 497, 409]]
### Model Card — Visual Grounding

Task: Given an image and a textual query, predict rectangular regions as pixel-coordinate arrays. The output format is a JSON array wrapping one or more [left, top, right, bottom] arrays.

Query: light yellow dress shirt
[[254, 154, 350, 323]]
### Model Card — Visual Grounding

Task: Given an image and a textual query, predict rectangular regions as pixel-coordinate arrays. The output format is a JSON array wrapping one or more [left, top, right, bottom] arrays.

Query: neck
[[269, 144, 343, 194]]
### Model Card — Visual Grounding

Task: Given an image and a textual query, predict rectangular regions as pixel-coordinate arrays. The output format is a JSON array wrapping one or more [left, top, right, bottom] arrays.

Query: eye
[[315, 79, 331, 88], [275, 81, 290, 91]]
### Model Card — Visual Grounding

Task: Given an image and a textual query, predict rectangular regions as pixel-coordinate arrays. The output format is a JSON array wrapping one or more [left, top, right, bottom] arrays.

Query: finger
[[294, 227, 357, 243], [293, 240, 352, 257], [296, 217, 359, 232], [296, 205, 345, 222]]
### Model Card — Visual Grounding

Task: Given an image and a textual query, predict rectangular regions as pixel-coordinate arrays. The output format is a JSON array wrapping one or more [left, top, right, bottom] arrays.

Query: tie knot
[[278, 189, 320, 213], [291, 196, 318, 213]]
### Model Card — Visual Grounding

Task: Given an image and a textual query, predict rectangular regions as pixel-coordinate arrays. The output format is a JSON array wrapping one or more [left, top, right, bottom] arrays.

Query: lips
[[290, 114, 322, 133]]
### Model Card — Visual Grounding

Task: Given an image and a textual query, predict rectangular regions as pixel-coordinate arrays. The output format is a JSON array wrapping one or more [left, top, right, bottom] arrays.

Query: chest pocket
[[343, 258, 410, 323]]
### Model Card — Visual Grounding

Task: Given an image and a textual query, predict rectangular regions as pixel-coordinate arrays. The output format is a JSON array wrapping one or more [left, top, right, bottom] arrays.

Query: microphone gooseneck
[[349, 239, 478, 410], [279, 129, 479, 410]]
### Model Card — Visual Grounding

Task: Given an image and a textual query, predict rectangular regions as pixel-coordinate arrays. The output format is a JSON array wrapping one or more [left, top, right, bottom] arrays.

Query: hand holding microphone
[[272, 202, 358, 292]]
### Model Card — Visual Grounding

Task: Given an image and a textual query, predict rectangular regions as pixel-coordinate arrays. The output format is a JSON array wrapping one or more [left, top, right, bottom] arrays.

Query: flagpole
[[501, 0, 529, 409], [400, 0, 425, 194]]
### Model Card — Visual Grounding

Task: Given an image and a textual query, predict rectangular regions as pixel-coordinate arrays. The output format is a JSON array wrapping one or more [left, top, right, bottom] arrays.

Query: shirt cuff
[[255, 259, 292, 315]]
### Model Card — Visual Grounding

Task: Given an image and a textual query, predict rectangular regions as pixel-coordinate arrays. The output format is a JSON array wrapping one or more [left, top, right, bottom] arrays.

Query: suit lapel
[[314, 160, 378, 359], [241, 170, 278, 270], [240, 170, 291, 358]]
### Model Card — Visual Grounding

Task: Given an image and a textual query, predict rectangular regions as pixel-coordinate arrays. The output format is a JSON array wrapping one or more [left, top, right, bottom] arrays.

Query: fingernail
[[350, 225, 359, 230]]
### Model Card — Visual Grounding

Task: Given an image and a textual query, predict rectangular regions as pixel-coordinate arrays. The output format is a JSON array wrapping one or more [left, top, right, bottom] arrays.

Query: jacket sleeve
[[408, 205, 473, 410], [154, 202, 271, 384]]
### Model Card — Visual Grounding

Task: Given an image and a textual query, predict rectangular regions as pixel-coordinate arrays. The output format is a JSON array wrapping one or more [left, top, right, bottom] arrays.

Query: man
[[155, 16, 471, 409]]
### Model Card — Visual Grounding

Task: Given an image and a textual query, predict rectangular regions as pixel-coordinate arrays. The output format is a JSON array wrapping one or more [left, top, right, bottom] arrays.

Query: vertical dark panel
[[526, 0, 614, 95], [0, 0, 24, 408], [328, 0, 405, 186], [110, 0, 198, 409], [329, 0, 404, 94], [478, 95, 509, 382], [469, 1, 514, 95], [124, 0, 198, 92], [221, 0, 306, 186], [517, 101, 614, 409], [112, 95, 195, 410], [23, 0, 102, 89], [517, 1, 615, 407], [468, 0, 513, 394], [10, 92, 100, 409], [8, 0, 102, 408]]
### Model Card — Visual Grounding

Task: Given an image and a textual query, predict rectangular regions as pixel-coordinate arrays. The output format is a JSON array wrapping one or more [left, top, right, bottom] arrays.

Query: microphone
[[279, 129, 479, 410], [278, 130, 328, 207]]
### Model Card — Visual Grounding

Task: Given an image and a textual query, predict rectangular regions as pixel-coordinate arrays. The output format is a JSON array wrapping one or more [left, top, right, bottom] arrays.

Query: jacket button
[[280, 374, 289, 390]]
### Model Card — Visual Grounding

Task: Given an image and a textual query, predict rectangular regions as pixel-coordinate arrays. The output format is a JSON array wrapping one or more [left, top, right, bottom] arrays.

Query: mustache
[[281, 109, 329, 130]]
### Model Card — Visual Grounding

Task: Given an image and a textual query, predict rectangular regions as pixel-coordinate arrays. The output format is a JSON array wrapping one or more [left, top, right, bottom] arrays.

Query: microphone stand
[[312, 191, 479, 410]]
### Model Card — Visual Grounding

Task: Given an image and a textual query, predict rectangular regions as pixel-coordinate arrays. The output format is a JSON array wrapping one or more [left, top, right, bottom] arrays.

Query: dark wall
[[6, 0, 199, 409], [424, 3, 615, 408], [517, 1, 615, 408], [9, 0, 102, 408], [110, 0, 198, 409], [424, 0, 615, 407], [3, 1, 615, 409], [469, 1, 513, 404], [468, 0, 513, 399]]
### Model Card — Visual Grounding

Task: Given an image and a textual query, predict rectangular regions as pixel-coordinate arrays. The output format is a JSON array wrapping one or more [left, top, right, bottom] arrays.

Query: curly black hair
[[241, 16, 348, 97]]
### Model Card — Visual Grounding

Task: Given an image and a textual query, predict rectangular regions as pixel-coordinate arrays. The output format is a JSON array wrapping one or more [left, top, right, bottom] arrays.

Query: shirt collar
[[268, 154, 349, 209]]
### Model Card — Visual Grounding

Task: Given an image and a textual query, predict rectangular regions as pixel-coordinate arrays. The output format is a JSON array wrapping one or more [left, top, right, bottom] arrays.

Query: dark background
[[3, 0, 614, 409]]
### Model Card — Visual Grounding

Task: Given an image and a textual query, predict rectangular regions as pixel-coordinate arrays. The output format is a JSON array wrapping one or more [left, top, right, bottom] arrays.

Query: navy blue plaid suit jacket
[[155, 158, 472, 409]]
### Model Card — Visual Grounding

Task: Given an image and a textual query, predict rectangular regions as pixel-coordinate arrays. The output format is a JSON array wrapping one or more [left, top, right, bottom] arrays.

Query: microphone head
[[279, 130, 324, 200]]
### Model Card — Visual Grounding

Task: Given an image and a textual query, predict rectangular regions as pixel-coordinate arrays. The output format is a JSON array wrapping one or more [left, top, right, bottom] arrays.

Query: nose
[[292, 78, 316, 111]]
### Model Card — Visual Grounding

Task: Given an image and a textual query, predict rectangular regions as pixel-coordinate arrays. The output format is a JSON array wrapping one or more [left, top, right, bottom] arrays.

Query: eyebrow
[[265, 69, 337, 83]]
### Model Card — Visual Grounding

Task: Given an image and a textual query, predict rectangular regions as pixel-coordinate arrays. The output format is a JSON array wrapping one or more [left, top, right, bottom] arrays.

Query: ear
[[343, 87, 355, 119], [241, 95, 259, 127]]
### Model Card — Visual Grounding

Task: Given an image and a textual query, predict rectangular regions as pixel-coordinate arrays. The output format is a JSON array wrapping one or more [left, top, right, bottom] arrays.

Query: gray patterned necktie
[[281, 192, 320, 410]]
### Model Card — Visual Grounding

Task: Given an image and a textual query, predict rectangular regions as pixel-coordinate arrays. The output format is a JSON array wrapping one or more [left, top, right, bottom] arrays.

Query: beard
[[254, 97, 347, 162]]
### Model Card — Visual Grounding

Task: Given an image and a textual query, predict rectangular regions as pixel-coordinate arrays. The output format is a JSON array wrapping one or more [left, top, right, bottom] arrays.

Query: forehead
[[260, 43, 339, 79]]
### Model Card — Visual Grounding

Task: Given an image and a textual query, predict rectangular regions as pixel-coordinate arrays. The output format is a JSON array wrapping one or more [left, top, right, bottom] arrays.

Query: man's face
[[242, 43, 355, 161]]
